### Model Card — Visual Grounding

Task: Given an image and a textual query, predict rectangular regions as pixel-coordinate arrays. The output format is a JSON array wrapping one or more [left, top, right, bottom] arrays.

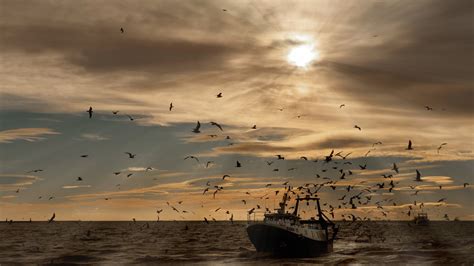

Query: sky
[[0, 0, 473, 221]]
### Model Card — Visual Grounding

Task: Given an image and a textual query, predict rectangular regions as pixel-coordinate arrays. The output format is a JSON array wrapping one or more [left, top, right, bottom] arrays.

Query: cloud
[[0, 174, 42, 191], [62, 185, 92, 189], [80, 133, 109, 141], [0, 128, 59, 143]]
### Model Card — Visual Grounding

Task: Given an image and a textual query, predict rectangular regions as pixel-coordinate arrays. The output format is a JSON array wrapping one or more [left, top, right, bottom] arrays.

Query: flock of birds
[[5, 27, 470, 225]]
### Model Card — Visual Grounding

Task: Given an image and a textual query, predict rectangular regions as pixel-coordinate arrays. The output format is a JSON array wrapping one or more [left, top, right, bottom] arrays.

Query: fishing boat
[[246, 189, 338, 257], [413, 212, 429, 225]]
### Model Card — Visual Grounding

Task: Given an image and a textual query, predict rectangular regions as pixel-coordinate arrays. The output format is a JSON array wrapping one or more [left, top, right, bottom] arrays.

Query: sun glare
[[287, 43, 319, 68]]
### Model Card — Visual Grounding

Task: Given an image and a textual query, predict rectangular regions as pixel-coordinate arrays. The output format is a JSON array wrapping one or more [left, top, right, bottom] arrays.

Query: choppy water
[[1, 221, 473, 264]]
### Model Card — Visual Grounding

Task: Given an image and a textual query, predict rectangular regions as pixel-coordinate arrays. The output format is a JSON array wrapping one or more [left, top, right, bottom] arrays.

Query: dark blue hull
[[246, 223, 332, 257]]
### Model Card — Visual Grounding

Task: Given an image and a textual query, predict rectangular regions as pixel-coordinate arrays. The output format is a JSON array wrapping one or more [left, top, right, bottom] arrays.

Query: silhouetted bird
[[192, 121, 201, 133], [236, 161, 242, 167], [48, 213, 55, 223], [120, 27, 124, 33], [222, 175, 230, 180], [125, 152, 136, 158], [339, 104, 345, 108], [354, 125, 362, 131], [184, 156, 199, 163], [251, 125, 257, 129], [87, 107, 93, 118], [415, 170, 422, 182], [392, 163, 399, 173], [276, 155, 285, 160], [126, 115, 134, 121], [437, 143, 447, 154], [169, 102, 173, 111], [406, 140, 413, 150], [217, 92, 223, 98], [77, 177, 82, 181], [210, 122, 223, 131]]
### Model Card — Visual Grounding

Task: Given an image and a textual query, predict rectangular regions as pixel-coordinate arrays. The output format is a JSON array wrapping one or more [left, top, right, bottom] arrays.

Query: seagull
[[77, 177, 83, 181], [425, 106, 433, 111], [184, 156, 200, 163], [169, 102, 173, 111], [145, 167, 153, 171], [114, 172, 121, 175], [127, 173, 133, 178], [222, 175, 230, 180], [217, 92, 223, 98], [406, 140, 413, 150], [192, 121, 201, 133], [210, 122, 223, 131], [300, 156, 308, 160], [372, 141, 383, 147], [438, 198, 447, 203], [392, 163, 399, 173], [437, 143, 447, 154], [241, 200, 246, 205], [415, 170, 422, 182], [125, 152, 136, 158], [112, 111, 119, 115], [80, 155, 88, 158], [266, 161, 274, 165], [222, 9, 227, 12], [251, 125, 257, 129], [354, 125, 362, 131], [339, 104, 345, 108], [48, 213, 55, 223], [463, 183, 469, 188], [126, 115, 134, 121], [359, 164, 367, 170], [120, 27, 124, 33], [27, 169, 43, 173], [276, 155, 285, 160], [236, 161, 242, 167], [86, 107, 93, 118], [16, 188, 19, 193], [203, 188, 209, 195]]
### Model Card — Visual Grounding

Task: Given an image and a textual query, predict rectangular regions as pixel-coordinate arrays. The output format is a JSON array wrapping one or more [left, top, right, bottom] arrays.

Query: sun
[[287, 43, 319, 68]]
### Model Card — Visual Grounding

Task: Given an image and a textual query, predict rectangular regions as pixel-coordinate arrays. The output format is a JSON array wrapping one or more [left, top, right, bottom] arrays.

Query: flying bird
[[27, 169, 43, 173], [276, 155, 285, 160], [125, 114, 134, 121], [359, 164, 367, 170], [251, 125, 257, 129], [206, 161, 214, 168], [339, 104, 345, 108], [222, 175, 230, 180], [77, 177, 83, 181], [425, 106, 433, 111], [169, 102, 173, 111], [210, 122, 223, 131], [184, 156, 200, 163], [392, 163, 399, 173], [80, 155, 88, 158], [112, 111, 119, 115], [236, 161, 242, 167], [406, 140, 413, 150], [415, 170, 422, 182], [354, 125, 362, 131], [86, 107, 93, 118], [48, 213, 55, 223], [463, 183, 469, 188], [120, 27, 124, 33], [437, 143, 447, 154], [217, 92, 223, 98], [192, 121, 201, 133], [125, 152, 136, 158], [300, 156, 308, 160]]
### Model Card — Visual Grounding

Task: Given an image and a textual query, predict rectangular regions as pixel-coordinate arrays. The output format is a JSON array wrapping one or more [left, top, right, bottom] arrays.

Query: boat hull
[[246, 223, 332, 257]]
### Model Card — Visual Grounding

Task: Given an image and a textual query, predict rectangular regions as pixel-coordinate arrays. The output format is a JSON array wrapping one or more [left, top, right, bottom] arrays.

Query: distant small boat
[[414, 212, 429, 225], [246, 189, 338, 257]]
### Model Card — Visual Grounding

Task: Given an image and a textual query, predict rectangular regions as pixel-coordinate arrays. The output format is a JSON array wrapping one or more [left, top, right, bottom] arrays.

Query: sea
[[1, 221, 473, 264]]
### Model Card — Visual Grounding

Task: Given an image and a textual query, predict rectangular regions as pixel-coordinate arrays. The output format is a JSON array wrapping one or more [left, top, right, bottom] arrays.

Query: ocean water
[[1, 221, 473, 264]]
